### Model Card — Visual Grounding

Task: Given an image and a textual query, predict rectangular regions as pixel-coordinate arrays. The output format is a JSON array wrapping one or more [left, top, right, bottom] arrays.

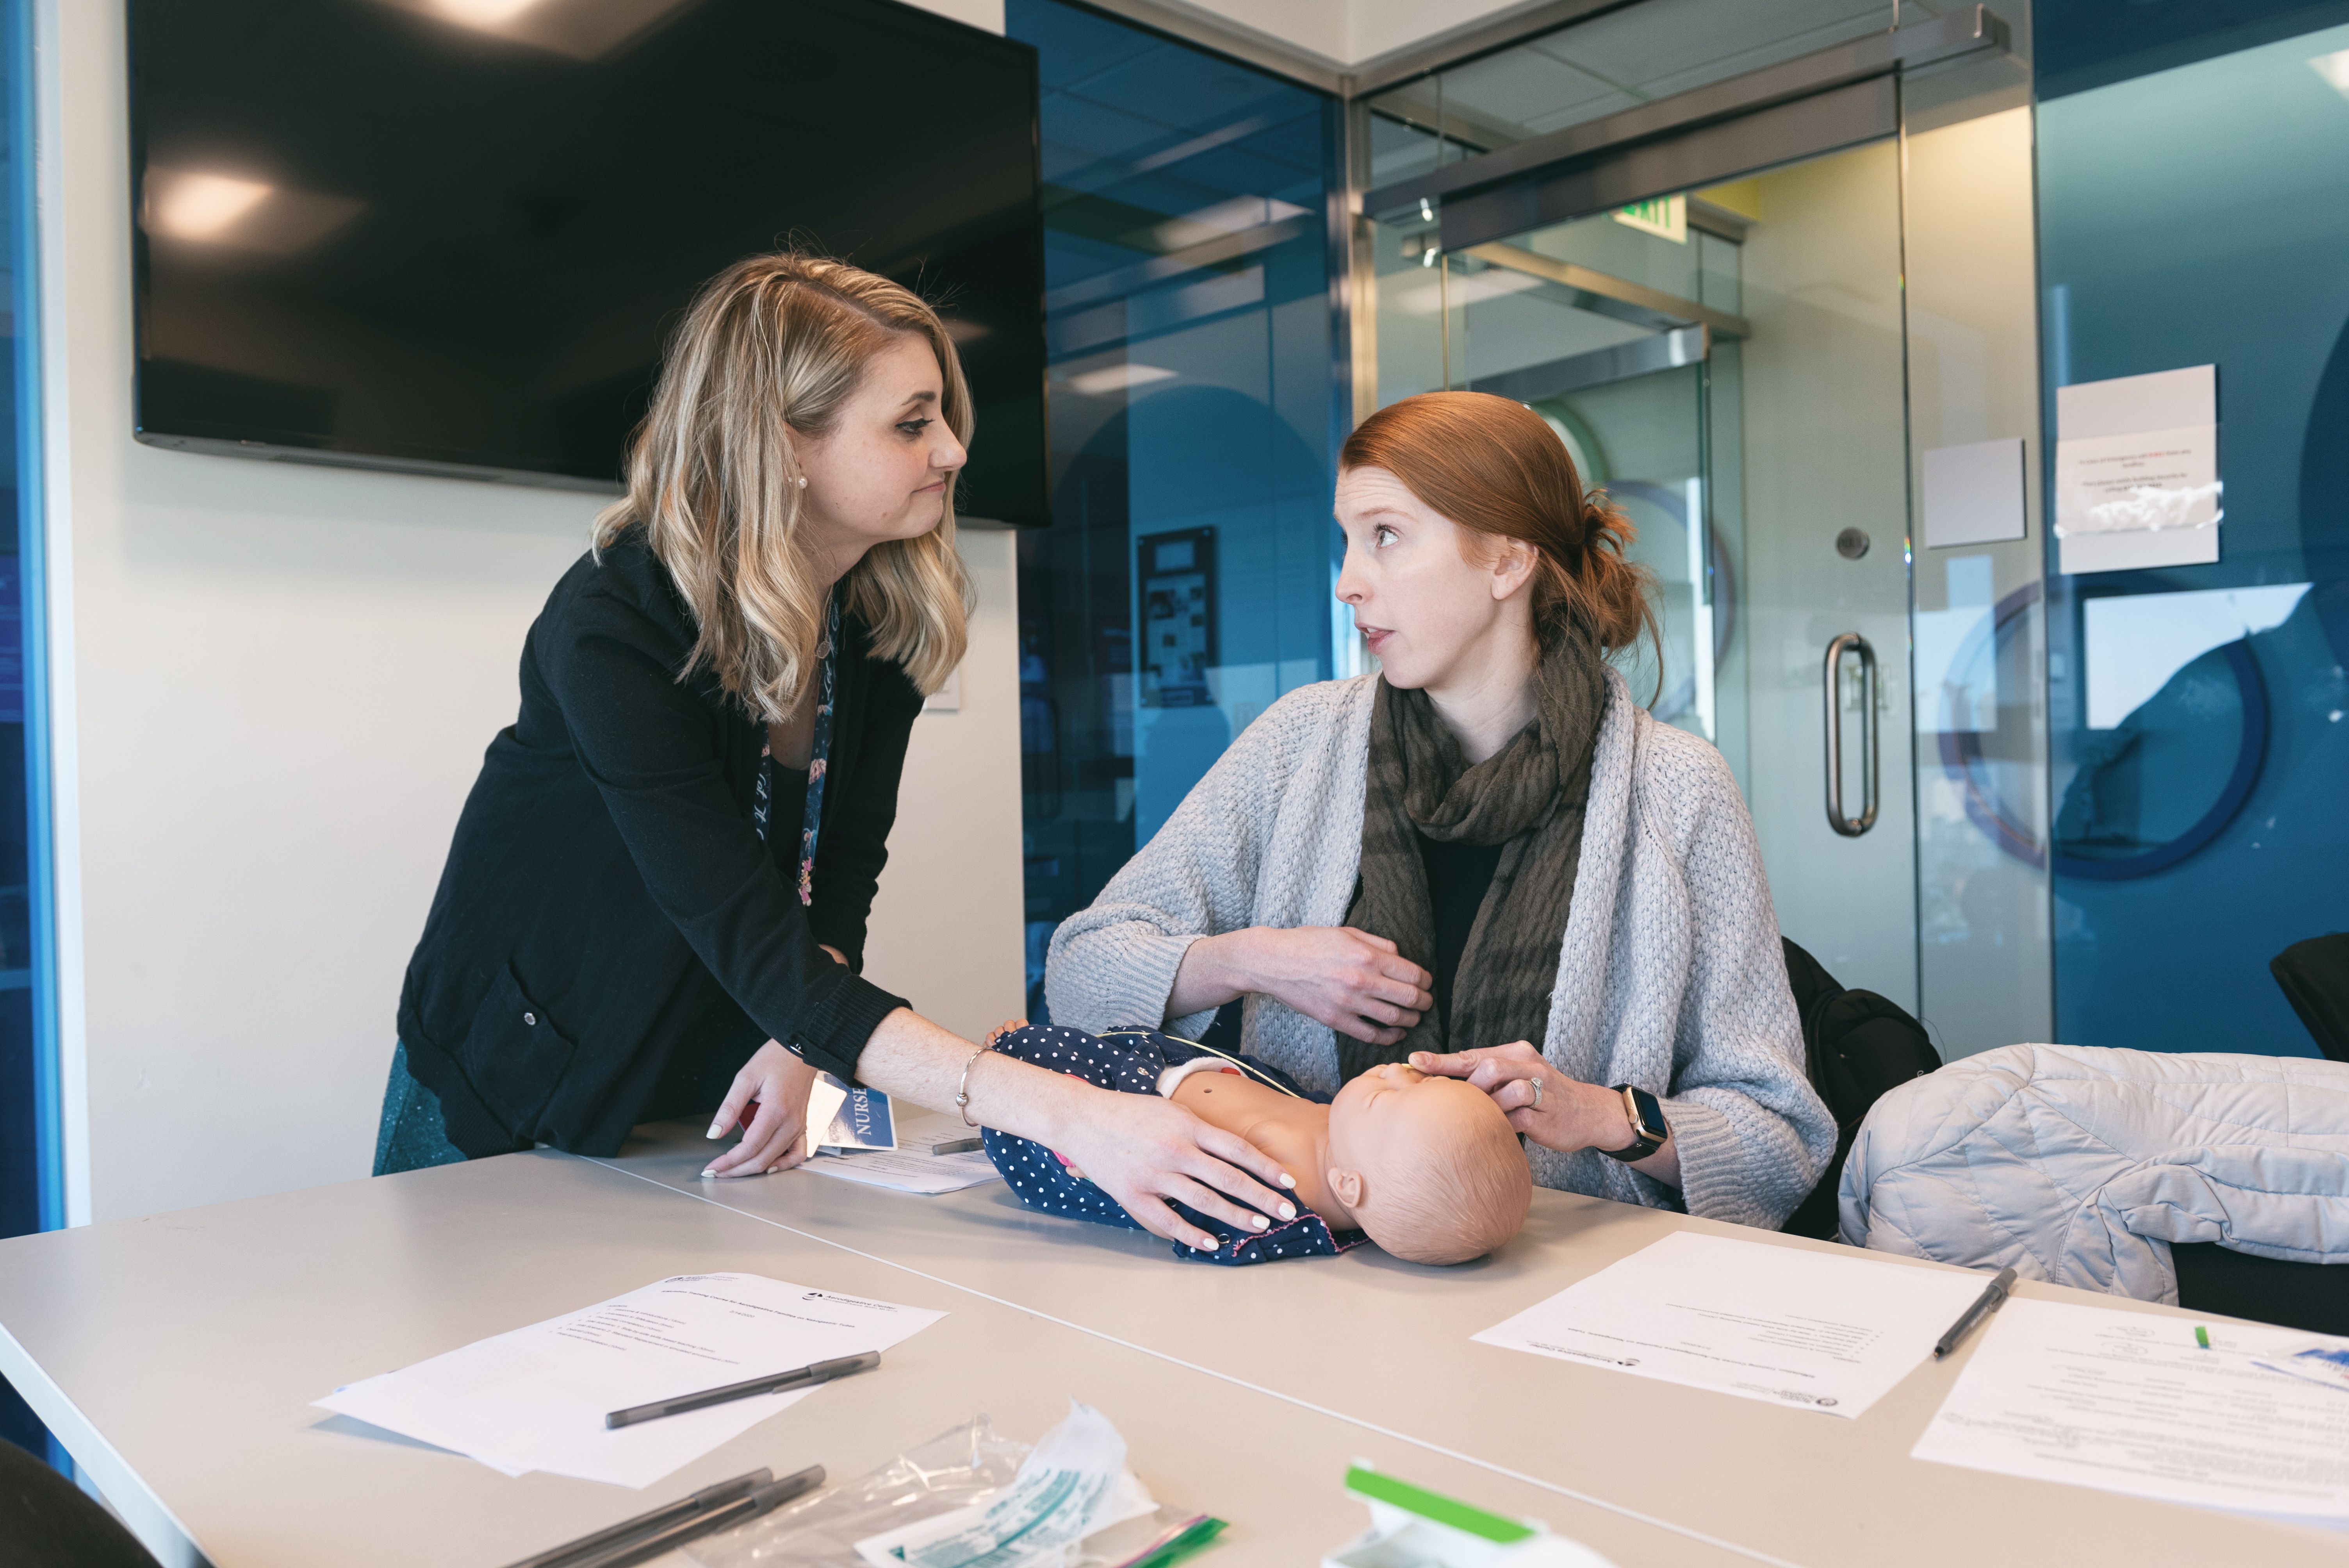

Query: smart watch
[[1599, 1085, 1668, 1162]]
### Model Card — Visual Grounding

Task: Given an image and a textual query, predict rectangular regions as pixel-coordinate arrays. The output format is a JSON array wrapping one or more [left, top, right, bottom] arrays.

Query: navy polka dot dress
[[980, 1024, 1367, 1265]]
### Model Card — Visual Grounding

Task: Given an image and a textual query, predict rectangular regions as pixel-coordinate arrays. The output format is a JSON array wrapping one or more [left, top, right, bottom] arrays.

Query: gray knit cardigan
[[1045, 667, 1836, 1229]]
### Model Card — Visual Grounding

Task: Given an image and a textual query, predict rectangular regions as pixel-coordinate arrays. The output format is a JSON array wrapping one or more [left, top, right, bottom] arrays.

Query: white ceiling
[[1152, 0, 1559, 71]]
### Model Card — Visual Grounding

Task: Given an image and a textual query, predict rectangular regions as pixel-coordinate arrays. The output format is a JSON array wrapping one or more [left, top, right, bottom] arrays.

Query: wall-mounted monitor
[[128, 0, 1048, 524]]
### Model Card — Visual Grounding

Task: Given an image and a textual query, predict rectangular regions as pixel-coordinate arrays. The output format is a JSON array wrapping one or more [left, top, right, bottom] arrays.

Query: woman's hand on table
[[702, 1041, 820, 1178], [1410, 1041, 1679, 1184], [1172, 926, 1434, 1046]]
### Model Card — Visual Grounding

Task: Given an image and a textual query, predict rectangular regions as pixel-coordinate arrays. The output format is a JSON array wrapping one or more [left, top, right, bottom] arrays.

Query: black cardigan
[[397, 535, 918, 1158]]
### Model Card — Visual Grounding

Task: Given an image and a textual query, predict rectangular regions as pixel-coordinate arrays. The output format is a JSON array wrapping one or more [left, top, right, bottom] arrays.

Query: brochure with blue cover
[[807, 1074, 896, 1151]]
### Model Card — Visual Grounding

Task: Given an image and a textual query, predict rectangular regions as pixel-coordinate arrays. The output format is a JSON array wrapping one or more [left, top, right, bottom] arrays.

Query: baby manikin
[[980, 1024, 1531, 1266]]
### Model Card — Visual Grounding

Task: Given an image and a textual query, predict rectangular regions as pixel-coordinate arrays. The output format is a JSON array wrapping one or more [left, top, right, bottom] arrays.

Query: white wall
[[861, 526, 1026, 1042], [43, 0, 1022, 1224]]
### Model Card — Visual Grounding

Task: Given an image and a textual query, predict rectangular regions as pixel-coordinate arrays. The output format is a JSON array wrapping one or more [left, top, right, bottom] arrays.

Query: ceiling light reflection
[[144, 168, 364, 255], [437, 0, 545, 21], [1066, 363, 1176, 397], [372, 0, 701, 61], [153, 173, 273, 241]]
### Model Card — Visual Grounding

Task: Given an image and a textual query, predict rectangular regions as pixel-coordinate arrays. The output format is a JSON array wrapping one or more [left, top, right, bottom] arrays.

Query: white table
[[0, 1143, 1750, 1568], [601, 1121, 2349, 1568], [1, 1119, 2340, 1566]]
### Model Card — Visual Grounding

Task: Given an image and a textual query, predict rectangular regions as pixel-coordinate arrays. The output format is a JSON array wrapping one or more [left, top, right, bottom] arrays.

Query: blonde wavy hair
[[594, 252, 973, 721]]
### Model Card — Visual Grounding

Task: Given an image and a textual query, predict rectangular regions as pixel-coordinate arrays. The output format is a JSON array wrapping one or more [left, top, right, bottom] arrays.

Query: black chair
[[2166, 932, 2349, 1335], [0, 1439, 159, 1568], [1777, 939, 1941, 1240], [2271, 932, 2349, 1062]]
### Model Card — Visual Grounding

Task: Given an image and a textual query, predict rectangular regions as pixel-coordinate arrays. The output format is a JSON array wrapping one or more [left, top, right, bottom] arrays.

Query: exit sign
[[1614, 194, 1687, 243]]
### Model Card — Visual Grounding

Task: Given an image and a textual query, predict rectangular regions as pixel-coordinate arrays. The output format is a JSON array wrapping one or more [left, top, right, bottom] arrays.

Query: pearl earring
[[795, 476, 807, 489]]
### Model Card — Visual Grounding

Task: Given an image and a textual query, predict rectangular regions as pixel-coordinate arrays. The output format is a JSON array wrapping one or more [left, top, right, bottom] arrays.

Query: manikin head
[[1325, 1062, 1532, 1265], [1332, 390, 1657, 696]]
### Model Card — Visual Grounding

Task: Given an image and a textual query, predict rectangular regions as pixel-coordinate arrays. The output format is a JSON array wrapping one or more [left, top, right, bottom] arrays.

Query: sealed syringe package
[[684, 1405, 1221, 1568]]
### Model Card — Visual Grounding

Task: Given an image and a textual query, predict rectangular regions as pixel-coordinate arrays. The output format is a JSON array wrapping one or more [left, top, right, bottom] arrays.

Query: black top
[[397, 534, 919, 1159], [1417, 834, 1504, 1037]]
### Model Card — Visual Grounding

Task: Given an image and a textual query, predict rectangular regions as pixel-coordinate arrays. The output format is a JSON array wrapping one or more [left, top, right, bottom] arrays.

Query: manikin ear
[[1327, 1167, 1365, 1210], [1487, 537, 1538, 602]]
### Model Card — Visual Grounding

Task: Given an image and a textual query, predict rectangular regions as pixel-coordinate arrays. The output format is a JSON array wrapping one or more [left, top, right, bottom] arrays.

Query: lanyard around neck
[[752, 591, 842, 908]]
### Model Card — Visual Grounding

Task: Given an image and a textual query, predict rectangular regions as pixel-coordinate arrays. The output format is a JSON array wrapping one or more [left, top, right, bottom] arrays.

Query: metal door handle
[[1823, 632, 1879, 837]]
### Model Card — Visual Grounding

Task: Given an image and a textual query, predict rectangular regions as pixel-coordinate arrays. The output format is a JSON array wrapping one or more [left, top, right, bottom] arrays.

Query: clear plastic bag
[[683, 1416, 1027, 1568], [682, 1414, 1218, 1568]]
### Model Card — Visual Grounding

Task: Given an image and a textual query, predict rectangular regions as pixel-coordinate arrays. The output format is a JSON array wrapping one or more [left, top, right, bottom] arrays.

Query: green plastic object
[[1342, 1466, 1536, 1546], [1121, 1514, 1227, 1568]]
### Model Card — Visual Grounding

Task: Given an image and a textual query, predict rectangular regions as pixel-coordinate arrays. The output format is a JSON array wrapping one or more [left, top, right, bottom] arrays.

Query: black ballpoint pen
[[1932, 1267, 2019, 1359], [606, 1350, 881, 1429], [497, 1468, 772, 1568], [564, 1466, 825, 1568]]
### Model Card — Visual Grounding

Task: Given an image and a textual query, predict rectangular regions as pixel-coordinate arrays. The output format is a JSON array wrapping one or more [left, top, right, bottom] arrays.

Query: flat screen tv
[[128, 0, 1047, 524]]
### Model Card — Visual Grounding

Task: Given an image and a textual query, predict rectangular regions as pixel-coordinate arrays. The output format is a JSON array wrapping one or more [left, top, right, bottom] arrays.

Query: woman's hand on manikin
[[1170, 926, 1435, 1046], [1037, 1087, 1302, 1251], [1410, 1040, 1681, 1187], [850, 1007, 1301, 1253], [702, 1041, 820, 1178]]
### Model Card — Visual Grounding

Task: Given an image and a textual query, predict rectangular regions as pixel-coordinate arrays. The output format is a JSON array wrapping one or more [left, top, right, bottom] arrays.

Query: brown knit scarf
[[1339, 630, 1606, 1082]]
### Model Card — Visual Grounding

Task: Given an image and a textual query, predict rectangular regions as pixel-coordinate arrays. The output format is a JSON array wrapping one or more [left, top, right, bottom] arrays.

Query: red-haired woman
[[1047, 391, 1833, 1226]]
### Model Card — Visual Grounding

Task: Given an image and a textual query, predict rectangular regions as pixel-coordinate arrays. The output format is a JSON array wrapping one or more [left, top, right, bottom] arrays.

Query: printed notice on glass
[[2055, 365, 2220, 574], [1914, 1298, 2349, 1518], [1471, 1232, 1989, 1419]]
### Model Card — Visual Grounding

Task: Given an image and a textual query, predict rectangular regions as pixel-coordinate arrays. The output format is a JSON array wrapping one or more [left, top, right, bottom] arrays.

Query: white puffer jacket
[[1839, 1043, 2349, 1303]]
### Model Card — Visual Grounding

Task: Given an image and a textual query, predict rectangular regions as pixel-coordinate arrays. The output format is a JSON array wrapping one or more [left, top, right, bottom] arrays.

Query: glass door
[[1372, 138, 1922, 1009]]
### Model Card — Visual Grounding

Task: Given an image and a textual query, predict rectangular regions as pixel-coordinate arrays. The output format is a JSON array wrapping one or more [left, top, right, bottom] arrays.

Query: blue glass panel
[[1007, 0, 1343, 1015], [2038, 16, 2349, 1057]]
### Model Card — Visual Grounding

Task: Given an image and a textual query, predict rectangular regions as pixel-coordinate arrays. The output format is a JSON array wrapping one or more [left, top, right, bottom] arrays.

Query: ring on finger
[[1529, 1077, 1544, 1110]]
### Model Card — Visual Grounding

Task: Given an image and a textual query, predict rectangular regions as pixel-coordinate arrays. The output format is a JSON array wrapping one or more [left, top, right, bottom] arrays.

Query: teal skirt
[[373, 1042, 469, 1175]]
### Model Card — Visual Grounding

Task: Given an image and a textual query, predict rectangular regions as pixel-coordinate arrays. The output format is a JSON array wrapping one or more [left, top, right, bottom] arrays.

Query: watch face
[[1625, 1086, 1666, 1143]]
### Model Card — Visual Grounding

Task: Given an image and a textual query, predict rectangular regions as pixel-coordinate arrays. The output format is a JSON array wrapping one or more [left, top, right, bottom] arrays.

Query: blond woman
[[382, 255, 1294, 1251]]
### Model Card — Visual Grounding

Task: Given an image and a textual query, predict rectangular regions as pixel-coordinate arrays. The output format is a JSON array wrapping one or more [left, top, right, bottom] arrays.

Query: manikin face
[[1333, 465, 1534, 691], [796, 331, 967, 569], [1324, 1060, 1502, 1214]]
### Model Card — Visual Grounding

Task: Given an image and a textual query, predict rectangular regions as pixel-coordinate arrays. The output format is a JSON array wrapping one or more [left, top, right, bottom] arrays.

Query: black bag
[[1777, 939, 1941, 1240]]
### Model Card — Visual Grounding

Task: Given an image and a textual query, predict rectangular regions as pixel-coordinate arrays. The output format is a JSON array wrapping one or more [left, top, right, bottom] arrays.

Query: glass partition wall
[[1018, 0, 2345, 1066], [2035, 9, 2349, 1059], [1005, 0, 1345, 1017], [1360, 3, 2052, 1049]]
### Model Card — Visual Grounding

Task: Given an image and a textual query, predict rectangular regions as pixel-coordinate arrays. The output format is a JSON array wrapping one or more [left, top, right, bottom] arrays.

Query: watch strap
[[1600, 1084, 1667, 1162]]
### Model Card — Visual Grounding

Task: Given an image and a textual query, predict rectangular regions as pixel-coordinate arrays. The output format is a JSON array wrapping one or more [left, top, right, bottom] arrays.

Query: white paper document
[[1472, 1233, 1989, 1419], [315, 1274, 944, 1488], [804, 1147, 1003, 1196], [1913, 1299, 2349, 1517]]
